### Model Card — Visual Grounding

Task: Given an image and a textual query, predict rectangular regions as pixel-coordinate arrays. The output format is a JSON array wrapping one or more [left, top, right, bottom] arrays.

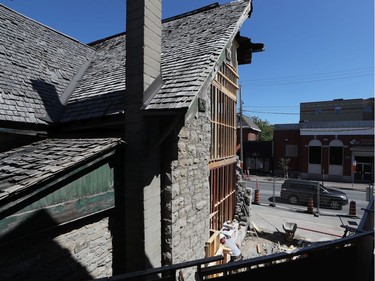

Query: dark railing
[[91, 230, 373, 281], [197, 200, 374, 281], [197, 230, 374, 281], [92, 255, 223, 281], [93, 199, 373, 281]]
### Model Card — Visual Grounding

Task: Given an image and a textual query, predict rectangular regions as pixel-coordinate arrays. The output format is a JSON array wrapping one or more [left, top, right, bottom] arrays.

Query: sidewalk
[[241, 175, 371, 243], [249, 203, 352, 243]]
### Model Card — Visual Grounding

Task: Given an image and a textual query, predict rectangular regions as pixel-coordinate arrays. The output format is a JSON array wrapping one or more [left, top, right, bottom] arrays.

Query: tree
[[279, 157, 291, 179], [251, 116, 274, 141]]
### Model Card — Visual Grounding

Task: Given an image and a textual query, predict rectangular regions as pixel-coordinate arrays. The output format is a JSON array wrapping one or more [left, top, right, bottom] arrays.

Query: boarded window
[[285, 144, 298, 157]]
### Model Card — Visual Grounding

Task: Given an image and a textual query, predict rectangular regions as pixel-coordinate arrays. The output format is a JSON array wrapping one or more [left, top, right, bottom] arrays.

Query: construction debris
[[241, 229, 310, 259]]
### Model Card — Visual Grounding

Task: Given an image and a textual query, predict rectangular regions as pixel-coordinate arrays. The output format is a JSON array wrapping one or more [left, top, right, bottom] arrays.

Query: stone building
[[0, 1, 262, 280]]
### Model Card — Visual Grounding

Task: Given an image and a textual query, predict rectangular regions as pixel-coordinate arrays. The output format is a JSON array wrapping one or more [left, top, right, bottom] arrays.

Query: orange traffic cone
[[254, 189, 260, 205], [349, 201, 356, 216], [307, 198, 314, 214]]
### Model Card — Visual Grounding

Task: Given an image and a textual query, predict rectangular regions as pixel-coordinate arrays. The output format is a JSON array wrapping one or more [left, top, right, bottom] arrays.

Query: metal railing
[[91, 255, 223, 281], [196, 230, 374, 281]]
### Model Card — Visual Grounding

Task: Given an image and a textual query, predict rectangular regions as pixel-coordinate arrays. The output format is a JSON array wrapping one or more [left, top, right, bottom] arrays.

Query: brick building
[[274, 98, 374, 182]]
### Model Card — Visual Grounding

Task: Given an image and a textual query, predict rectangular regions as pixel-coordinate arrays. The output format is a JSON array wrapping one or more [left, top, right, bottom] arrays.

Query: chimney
[[124, 0, 162, 272], [126, 0, 162, 105]]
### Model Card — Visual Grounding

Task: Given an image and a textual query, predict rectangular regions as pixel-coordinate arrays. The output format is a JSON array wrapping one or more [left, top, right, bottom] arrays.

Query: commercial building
[[274, 98, 374, 182]]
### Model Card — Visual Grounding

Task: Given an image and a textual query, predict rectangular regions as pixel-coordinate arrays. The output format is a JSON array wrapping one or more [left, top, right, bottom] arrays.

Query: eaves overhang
[[236, 34, 265, 65]]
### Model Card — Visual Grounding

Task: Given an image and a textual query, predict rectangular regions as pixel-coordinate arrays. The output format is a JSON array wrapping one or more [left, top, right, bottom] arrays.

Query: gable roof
[[146, 1, 251, 110], [237, 114, 261, 132], [0, 1, 252, 127], [0, 4, 94, 126], [61, 34, 126, 123]]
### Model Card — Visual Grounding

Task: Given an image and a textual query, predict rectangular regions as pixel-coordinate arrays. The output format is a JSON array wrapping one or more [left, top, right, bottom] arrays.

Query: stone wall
[[235, 179, 253, 229], [0, 217, 112, 280], [164, 105, 211, 281]]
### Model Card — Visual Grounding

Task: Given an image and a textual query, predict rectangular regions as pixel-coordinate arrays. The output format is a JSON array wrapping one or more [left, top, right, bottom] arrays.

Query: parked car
[[280, 179, 349, 209]]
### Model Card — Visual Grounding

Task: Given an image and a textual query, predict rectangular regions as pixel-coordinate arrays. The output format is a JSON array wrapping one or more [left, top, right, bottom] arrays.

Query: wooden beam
[[209, 157, 237, 169]]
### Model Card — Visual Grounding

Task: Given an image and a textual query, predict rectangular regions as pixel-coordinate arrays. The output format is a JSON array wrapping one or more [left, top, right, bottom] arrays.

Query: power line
[[241, 99, 374, 116], [242, 109, 299, 115], [250, 74, 373, 87], [240, 67, 374, 87], [243, 105, 299, 108], [243, 67, 373, 82]]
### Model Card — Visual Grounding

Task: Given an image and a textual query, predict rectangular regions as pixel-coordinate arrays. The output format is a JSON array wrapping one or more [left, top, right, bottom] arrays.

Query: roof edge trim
[[0, 4, 91, 48], [182, 1, 252, 116], [162, 3, 220, 23]]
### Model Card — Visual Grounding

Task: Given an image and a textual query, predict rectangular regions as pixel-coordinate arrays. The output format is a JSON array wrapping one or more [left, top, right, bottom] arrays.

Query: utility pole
[[239, 85, 243, 175]]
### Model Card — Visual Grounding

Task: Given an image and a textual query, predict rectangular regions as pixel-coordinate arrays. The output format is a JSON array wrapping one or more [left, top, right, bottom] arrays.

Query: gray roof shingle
[[61, 34, 126, 122], [0, 1, 252, 205], [0, 138, 122, 201], [147, 0, 251, 110], [238, 114, 261, 131], [0, 4, 95, 125], [0, 1, 251, 124]]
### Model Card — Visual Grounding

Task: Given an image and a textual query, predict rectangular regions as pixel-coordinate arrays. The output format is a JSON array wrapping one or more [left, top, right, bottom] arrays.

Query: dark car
[[280, 179, 349, 209]]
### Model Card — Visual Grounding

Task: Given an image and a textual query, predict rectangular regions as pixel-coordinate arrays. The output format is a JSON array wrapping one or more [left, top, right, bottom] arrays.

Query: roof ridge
[[162, 2, 220, 23], [87, 32, 126, 46], [0, 4, 92, 49]]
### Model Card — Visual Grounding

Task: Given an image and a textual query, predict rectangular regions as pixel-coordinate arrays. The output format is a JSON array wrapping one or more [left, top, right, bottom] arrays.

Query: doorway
[[354, 156, 373, 182]]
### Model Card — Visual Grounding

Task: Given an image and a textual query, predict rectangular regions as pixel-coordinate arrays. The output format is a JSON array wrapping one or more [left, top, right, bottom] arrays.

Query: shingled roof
[[61, 34, 126, 123], [0, 1, 252, 126], [237, 114, 261, 131], [0, 1, 253, 205], [147, 0, 251, 110], [0, 4, 94, 126], [0, 138, 122, 203]]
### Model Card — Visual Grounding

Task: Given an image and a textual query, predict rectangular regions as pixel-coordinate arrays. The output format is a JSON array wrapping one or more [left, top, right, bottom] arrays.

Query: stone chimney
[[126, 0, 162, 105], [124, 0, 162, 273]]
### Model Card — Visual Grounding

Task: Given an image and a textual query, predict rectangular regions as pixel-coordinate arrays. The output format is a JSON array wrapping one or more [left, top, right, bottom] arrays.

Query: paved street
[[246, 175, 370, 192], [249, 203, 353, 242], [245, 175, 371, 242]]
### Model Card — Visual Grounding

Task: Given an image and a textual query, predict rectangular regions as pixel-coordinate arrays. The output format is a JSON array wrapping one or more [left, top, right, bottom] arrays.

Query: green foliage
[[279, 157, 291, 178], [251, 116, 274, 141]]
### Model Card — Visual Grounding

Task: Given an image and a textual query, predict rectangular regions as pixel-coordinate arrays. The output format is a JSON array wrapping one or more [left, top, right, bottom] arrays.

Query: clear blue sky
[[1, 0, 373, 125]]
